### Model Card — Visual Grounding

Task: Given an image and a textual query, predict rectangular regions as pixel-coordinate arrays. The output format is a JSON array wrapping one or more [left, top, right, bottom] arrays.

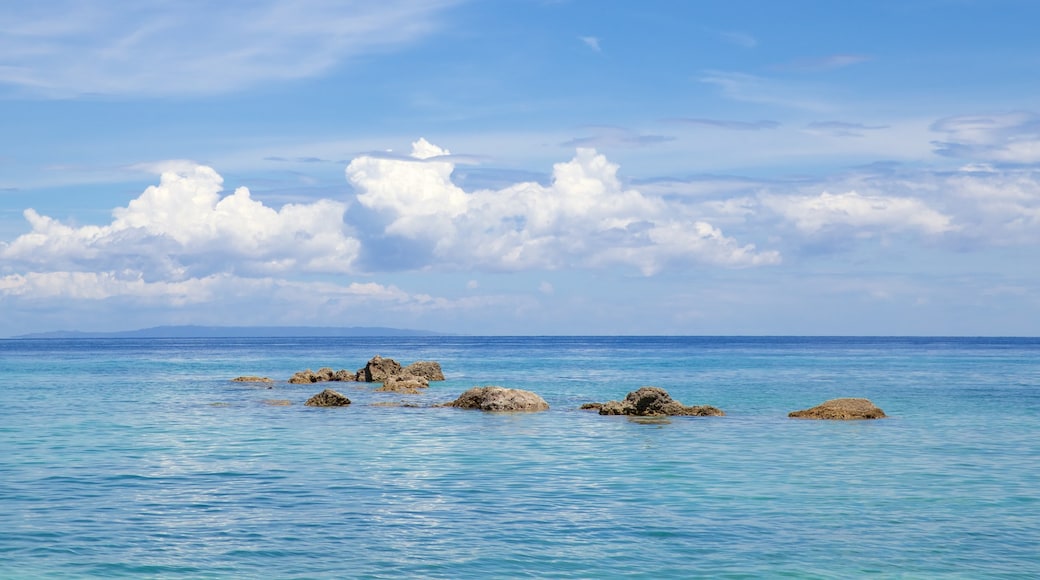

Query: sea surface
[[1, 336, 1038, 579]]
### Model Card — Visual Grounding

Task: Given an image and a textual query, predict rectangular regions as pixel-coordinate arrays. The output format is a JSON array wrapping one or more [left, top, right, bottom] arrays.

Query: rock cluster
[[289, 367, 356, 384], [288, 357, 445, 392], [447, 386, 549, 412], [788, 398, 886, 420], [587, 387, 724, 417], [304, 388, 352, 407]]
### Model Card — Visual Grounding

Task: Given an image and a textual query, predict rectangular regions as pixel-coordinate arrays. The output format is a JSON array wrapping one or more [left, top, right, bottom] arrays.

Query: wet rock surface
[[788, 398, 886, 420], [591, 387, 724, 417], [447, 386, 549, 412], [304, 388, 352, 407]]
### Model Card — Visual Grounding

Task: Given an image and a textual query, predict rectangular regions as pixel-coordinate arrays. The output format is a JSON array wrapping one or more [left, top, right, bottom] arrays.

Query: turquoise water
[[1, 336, 1038, 578]]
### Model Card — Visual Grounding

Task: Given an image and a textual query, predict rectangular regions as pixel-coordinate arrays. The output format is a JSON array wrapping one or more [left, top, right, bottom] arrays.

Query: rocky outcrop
[[402, 361, 445, 381], [356, 356, 403, 382], [592, 387, 724, 417], [447, 386, 549, 412], [288, 367, 357, 384], [232, 376, 274, 383], [788, 398, 886, 420], [375, 374, 429, 394], [304, 388, 352, 407]]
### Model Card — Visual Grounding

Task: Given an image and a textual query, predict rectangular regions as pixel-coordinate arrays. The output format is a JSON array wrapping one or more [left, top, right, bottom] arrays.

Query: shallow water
[[2, 336, 1038, 578]]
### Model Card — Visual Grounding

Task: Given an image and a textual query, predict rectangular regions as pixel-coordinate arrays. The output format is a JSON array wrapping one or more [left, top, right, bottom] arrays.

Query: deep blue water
[[1, 336, 1038, 578]]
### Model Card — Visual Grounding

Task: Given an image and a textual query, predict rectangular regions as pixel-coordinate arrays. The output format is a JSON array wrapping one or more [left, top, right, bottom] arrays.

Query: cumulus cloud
[[0, 163, 361, 278], [0, 0, 459, 97], [761, 191, 956, 235], [932, 112, 1040, 164], [347, 139, 781, 275]]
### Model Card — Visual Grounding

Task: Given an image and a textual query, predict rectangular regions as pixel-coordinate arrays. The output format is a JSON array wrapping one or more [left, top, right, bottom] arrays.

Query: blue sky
[[2, 0, 1040, 336]]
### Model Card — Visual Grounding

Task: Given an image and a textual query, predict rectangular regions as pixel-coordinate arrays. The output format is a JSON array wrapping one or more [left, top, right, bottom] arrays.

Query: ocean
[[1, 336, 1038, 578]]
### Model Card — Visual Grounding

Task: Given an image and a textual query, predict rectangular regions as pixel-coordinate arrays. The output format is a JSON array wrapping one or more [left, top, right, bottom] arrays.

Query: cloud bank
[[347, 139, 781, 275]]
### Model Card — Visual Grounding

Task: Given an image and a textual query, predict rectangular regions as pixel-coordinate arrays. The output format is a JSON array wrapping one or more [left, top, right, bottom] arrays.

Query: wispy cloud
[[774, 54, 872, 72], [579, 36, 601, 52], [805, 121, 888, 137], [666, 118, 780, 131], [931, 112, 1040, 164], [699, 70, 834, 112], [561, 126, 674, 148], [719, 31, 757, 49], [0, 0, 461, 97]]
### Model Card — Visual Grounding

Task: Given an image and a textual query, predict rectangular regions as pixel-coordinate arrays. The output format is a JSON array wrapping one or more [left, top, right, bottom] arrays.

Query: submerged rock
[[304, 388, 352, 407], [448, 386, 549, 412], [402, 361, 445, 381], [231, 374, 272, 384], [357, 355, 403, 382], [375, 374, 429, 394], [788, 398, 886, 420], [262, 399, 292, 406], [594, 387, 724, 417]]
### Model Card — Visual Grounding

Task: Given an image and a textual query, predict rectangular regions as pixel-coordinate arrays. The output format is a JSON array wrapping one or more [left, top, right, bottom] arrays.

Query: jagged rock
[[289, 369, 318, 384], [304, 388, 352, 407], [448, 386, 549, 412], [579, 402, 603, 411], [357, 355, 403, 382], [334, 369, 358, 382], [789, 398, 886, 420], [289, 368, 355, 384], [375, 374, 429, 394], [595, 387, 724, 417], [402, 361, 445, 381], [232, 376, 274, 383]]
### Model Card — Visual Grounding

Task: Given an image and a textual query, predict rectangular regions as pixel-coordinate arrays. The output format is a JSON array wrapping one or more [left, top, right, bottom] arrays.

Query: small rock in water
[[592, 386, 724, 417], [448, 386, 549, 412], [788, 398, 886, 420], [304, 388, 352, 407], [232, 376, 274, 383]]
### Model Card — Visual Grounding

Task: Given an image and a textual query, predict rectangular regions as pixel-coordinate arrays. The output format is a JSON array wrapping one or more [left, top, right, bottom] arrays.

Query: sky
[[2, 0, 1040, 336]]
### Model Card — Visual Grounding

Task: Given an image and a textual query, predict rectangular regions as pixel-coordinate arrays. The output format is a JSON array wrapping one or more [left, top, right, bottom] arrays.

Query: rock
[[579, 402, 603, 411], [402, 361, 445, 381], [448, 386, 549, 412], [289, 368, 355, 384], [289, 369, 318, 384], [375, 374, 429, 394], [788, 398, 886, 420], [315, 367, 335, 381], [262, 399, 291, 406], [304, 388, 352, 407], [357, 355, 403, 382], [232, 376, 274, 383], [333, 369, 358, 382], [595, 386, 724, 417]]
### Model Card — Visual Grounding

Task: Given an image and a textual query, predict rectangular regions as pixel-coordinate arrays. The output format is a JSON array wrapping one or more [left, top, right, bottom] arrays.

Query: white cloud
[[579, 36, 601, 52], [0, 0, 460, 97], [1, 163, 361, 278], [762, 191, 956, 235], [346, 139, 781, 275]]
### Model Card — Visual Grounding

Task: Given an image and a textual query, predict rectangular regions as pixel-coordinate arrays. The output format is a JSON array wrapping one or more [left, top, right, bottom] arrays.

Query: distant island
[[10, 325, 445, 339]]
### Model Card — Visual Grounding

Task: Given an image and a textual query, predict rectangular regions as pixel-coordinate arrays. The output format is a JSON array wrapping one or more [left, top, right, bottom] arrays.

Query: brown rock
[[579, 402, 603, 411], [262, 399, 291, 406], [304, 388, 352, 407], [595, 386, 724, 417], [357, 355, 403, 382], [289, 369, 318, 384], [789, 398, 886, 420], [333, 369, 358, 382], [232, 376, 274, 383], [375, 374, 429, 394], [402, 361, 445, 381], [448, 386, 549, 412]]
